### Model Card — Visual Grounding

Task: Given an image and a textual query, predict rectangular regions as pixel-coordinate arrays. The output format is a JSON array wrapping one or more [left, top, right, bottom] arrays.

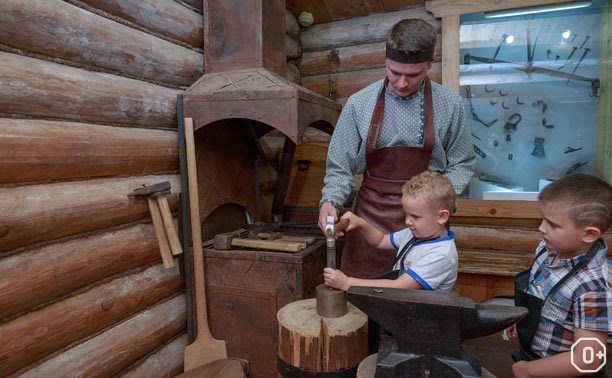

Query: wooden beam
[[0, 175, 180, 253], [0, 119, 178, 184], [0, 0, 203, 87], [426, 0, 577, 18], [0, 224, 161, 319], [0, 52, 180, 128], [78, 0, 203, 48], [441, 16, 460, 93], [301, 7, 439, 52], [0, 265, 182, 376]]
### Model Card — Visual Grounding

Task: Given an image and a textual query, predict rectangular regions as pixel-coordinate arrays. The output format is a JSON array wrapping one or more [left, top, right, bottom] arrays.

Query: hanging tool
[[128, 181, 182, 268], [465, 85, 498, 128]]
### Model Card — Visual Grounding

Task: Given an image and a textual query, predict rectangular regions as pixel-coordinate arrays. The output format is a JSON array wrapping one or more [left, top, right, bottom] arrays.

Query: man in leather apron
[[318, 18, 475, 279]]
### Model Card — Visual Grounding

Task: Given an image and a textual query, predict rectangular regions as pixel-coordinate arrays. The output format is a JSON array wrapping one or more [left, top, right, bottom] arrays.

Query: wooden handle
[[326, 219, 350, 237], [183, 117, 227, 370], [335, 219, 349, 231], [156, 196, 183, 256], [147, 198, 174, 269]]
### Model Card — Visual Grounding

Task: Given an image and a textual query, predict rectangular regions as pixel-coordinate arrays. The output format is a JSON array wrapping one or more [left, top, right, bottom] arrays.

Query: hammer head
[[128, 181, 172, 197], [325, 215, 335, 248], [214, 232, 237, 250]]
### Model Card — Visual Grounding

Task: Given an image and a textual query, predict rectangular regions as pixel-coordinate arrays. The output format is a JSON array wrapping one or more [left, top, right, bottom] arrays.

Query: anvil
[[347, 287, 528, 377]]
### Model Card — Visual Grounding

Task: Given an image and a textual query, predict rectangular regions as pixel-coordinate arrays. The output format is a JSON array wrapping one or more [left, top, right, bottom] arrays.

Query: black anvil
[[348, 287, 527, 377]]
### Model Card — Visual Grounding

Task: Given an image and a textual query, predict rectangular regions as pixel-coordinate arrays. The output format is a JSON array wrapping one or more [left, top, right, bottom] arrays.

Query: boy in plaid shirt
[[508, 174, 611, 377]]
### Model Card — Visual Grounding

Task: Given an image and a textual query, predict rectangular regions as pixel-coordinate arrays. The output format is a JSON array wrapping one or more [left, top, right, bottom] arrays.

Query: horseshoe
[[501, 101, 510, 110]]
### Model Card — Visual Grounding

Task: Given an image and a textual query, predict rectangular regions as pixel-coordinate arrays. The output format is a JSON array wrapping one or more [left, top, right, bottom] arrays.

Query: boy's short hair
[[401, 171, 456, 212], [538, 174, 612, 232]]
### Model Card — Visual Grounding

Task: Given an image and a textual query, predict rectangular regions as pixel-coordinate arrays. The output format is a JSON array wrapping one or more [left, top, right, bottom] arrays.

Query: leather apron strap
[[340, 77, 435, 278]]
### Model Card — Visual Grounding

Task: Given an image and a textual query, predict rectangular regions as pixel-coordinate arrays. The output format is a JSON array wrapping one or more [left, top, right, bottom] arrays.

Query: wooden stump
[[277, 298, 368, 373]]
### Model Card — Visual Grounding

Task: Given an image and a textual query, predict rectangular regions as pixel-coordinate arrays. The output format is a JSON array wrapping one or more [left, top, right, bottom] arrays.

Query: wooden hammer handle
[[335, 219, 349, 231], [325, 218, 349, 237]]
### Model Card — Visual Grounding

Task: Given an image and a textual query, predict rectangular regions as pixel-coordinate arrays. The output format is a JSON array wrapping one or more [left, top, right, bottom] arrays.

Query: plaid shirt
[[527, 239, 612, 357]]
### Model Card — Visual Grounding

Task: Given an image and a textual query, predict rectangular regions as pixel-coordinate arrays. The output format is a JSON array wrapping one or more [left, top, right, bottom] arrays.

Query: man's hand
[[323, 267, 350, 291], [318, 201, 338, 233]]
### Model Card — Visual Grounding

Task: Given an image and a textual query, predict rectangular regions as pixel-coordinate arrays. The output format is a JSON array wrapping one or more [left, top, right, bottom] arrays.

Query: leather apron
[[514, 242, 607, 377], [340, 77, 435, 278]]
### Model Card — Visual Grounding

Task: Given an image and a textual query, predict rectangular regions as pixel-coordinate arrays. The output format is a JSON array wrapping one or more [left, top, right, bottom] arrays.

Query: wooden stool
[[277, 298, 368, 375]]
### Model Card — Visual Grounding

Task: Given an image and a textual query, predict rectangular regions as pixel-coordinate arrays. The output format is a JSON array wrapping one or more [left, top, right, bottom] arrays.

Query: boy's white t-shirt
[[389, 229, 458, 292]]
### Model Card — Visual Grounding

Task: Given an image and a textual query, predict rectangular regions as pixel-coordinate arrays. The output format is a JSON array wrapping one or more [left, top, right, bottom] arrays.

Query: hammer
[[128, 181, 183, 268], [324, 217, 349, 269], [317, 217, 350, 318]]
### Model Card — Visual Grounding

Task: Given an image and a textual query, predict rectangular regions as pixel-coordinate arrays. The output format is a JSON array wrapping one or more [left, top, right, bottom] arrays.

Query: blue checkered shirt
[[527, 239, 612, 358]]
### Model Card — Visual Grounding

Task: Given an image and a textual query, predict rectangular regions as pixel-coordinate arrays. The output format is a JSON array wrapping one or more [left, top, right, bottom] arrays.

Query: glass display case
[[459, 1, 608, 199]]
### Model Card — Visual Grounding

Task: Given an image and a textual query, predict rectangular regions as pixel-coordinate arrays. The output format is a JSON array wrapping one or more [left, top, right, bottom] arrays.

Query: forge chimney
[[184, 0, 340, 143], [203, 0, 287, 76]]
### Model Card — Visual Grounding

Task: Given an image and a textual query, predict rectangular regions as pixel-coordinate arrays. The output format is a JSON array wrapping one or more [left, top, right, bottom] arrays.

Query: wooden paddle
[[183, 117, 228, 370]]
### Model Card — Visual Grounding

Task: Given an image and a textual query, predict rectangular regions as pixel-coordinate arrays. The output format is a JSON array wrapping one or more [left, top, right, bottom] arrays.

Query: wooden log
[[277, 298, 368, 372], [77, 0, 203, 48], [120, 334, 187, 378], [453, 225, 541, 252], [300, 37, 442, 77], [0, 0, 202, 87], [301, 8, 440, 52], [0, 265, 183, 376], [18, 295, 187, 378], [0, 175, 180, 253], [0, 223, 163, 319], [455, 200, 542, 221], [0, 52, 180, 129], [285, 9, 300, 39], [0, 119, 178, 184], [286, 62, 301, 84], [301, 63, 441, 99], [458, 249, 533, 277], [286, 35, 301, 59]]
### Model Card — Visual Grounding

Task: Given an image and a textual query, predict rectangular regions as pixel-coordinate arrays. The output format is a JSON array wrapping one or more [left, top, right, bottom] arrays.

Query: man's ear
[[582, 226, 601, 244], [438, 209, 450, 225]]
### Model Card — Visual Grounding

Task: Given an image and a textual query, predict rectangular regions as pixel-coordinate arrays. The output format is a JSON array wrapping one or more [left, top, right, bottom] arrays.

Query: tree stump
[[277, 298, 368, 374]]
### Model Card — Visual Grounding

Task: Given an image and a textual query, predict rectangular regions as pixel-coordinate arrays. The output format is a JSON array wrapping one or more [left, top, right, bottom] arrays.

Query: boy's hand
[[323, 267, 350, 291], [340, 211, 364, 232]]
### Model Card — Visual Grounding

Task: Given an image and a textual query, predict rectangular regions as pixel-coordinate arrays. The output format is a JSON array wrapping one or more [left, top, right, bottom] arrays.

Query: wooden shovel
[[183, 117, 228, 370]]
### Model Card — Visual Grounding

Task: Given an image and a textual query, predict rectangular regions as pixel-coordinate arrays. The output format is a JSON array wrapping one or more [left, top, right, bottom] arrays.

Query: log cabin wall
[[0, 1, 301, 376]]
